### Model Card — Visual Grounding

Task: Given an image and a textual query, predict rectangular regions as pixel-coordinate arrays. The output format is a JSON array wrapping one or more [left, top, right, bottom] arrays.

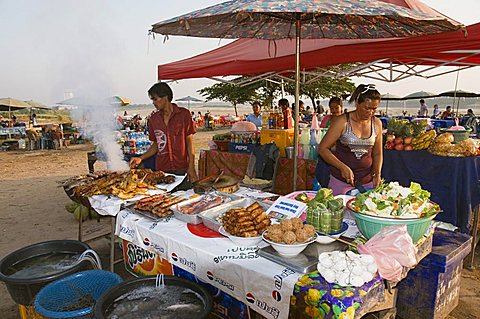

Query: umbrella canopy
[[0, 98, 31, 111], [381, 93, 402, 101], [176, 96, 203, 102], [437, 90, 480, 98], [401, 91, 437, 100], [25, 100, 51, 110], [153, 0, 460, 39], [111, 96, 130, 106], [57, 96, 130, 107], [152, 0, 462, 190]]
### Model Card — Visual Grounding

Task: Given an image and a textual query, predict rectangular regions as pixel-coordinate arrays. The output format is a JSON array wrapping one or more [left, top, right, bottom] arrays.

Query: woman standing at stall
[[318, 84, 383, 195]]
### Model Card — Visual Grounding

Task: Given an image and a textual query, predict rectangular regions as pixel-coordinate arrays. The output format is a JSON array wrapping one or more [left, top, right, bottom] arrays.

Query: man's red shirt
[[148, 103, 196, 172]]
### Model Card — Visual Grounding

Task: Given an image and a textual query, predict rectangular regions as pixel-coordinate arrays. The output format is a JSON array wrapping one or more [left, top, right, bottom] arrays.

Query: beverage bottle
[[268, 107, 274, 129], [261, 109, 269, 129]]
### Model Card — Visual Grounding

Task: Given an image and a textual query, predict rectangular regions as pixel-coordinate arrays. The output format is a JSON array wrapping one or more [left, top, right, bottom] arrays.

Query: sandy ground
[[0, 128, 479, 318]]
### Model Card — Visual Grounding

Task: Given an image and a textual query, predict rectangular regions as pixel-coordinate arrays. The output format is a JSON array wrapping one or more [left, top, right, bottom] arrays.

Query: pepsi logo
[[142, 237, 150, 246], [206, 271, 214, 280], [171, 252, 178, 262], [245, 293, 255, 304], [272, 290, 282, 302]]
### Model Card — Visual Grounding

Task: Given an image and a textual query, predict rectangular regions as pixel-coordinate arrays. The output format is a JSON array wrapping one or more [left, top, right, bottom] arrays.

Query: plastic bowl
[[316, 222, 348, 244], [218, 226, 263, 247], [346, 198, 438, 243], [262, 232, 317, 257]]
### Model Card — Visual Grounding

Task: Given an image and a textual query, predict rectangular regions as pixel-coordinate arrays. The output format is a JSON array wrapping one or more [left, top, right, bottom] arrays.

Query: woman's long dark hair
[[349, 84, 381, 104]]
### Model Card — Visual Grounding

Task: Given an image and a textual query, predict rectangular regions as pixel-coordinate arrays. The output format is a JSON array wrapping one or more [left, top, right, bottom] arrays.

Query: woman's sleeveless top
[[330, 112, 377, 184]]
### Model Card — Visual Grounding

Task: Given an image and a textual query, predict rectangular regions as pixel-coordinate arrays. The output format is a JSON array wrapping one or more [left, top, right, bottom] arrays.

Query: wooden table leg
[[469, 206, 479, 269]]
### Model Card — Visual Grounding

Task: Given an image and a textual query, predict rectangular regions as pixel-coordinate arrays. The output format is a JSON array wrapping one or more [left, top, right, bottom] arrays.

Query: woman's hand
[[340, 165, 354, 185], [373, 174, 381, 187], [129, 157, 142, 168]]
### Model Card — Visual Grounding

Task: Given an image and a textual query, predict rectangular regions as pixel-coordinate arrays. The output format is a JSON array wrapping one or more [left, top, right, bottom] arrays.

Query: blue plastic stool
[[34, 270, 123, 319]]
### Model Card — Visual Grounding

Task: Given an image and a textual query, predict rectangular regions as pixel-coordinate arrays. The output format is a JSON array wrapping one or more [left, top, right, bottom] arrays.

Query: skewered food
[[134, 194, 185, 218], [264, 218, 316, 244], [222, 202, 271, 237]]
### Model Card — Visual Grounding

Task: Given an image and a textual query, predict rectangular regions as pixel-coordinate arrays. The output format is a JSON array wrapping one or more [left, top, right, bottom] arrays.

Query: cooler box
[[260, 129, 294, 157], [396, 228, 472, 319]]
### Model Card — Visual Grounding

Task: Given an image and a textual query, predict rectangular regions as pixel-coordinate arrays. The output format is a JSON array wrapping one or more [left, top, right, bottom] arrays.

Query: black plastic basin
[[95, 276, 213, 319], [0, 240, 91, 305]]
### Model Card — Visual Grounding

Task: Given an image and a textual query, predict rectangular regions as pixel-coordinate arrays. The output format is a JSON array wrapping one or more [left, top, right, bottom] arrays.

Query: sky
[[0, 0, 479, 105]]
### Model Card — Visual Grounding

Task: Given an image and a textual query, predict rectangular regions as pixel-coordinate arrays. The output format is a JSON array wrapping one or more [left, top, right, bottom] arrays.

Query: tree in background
[[284, 75, 356, 108], [198, 81, 259, 117]]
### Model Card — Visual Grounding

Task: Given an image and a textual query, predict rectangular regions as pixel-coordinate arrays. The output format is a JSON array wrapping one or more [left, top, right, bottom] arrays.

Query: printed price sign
[[265, 196, 306, 220]]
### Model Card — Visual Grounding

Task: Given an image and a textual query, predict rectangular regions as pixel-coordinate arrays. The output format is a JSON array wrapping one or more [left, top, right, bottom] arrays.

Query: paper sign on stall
[[265, 196, 306, 220]]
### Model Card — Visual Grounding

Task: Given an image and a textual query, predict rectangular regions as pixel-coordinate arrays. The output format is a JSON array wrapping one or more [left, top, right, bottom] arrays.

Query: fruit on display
[[411, 130, 436, 150], [385, 118, 427, 151]]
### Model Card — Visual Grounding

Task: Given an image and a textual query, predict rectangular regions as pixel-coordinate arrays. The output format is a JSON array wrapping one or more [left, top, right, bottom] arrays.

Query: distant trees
[[198, 73, 356, 115]]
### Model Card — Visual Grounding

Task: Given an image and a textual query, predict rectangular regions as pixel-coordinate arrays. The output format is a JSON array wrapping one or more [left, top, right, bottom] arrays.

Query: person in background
[[124, 110, 128, 116], [11, 115, 17, 127], [246, 101, 262, 129], [432, 104, 441, 118], [320, 97, 343, 128], [418, 99, 429, 117], [440, 105, 453, 119], [303, 105, 313, 117], [31, 113, 37, 126], [130, 82, 197, 187], [279, 98, 293, 129], [318, 84, 383, 195], [316, 100, 325, 115]]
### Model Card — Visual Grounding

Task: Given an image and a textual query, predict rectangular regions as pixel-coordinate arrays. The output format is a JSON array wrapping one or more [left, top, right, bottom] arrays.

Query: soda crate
[[260, 129, 294, 157], [396, 228, 472, 319]]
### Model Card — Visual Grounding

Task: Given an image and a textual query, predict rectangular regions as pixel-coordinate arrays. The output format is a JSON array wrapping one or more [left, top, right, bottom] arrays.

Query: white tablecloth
[[116, 209, 301, 319]]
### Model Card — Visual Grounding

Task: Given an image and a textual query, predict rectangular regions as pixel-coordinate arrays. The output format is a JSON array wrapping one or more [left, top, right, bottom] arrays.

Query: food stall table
[[316, 150, 480, 234], [115, 208, 434, 319], [198, 150, 316, 194]]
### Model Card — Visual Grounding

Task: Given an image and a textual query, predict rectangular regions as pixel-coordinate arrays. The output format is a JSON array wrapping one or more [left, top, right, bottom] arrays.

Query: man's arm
[[129, 141, 157, 168], [186, 134, 198, 182]]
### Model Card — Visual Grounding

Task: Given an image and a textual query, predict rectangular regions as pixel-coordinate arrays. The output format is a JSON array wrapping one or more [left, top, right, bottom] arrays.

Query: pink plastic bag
[[358, 225, 417, 282]]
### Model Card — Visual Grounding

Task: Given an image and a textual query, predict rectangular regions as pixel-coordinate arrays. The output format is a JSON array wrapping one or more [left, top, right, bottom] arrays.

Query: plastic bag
[[358, 224, 417, 282]]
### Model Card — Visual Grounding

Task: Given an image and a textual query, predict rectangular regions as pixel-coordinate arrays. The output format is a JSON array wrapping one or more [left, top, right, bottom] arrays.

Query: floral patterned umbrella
[[151, 0, 462, 189]]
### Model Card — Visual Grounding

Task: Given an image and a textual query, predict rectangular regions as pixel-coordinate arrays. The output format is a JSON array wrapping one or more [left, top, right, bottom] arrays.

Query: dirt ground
[[0, 129, 479, 319]]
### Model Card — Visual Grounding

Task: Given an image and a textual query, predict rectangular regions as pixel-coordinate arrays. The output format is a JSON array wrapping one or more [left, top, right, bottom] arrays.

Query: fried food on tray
[[73, 169, 176, 199], [265, 218, 315, 244], [134, 194, 185, 218], [222, 202, 271, 237]]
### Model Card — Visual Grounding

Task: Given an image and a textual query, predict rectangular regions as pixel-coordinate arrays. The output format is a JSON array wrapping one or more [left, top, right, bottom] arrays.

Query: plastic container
[[94, 276, 213, 319], [260, 128, 294, 157], [0, 240, 91, 306], [396, 229, 472, 319], [346, 198, 439, 243], [439, 128, 471, 143], [34, 270, 123, 319]]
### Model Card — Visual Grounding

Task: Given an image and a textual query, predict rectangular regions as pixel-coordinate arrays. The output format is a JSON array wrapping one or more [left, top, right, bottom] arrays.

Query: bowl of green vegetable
[[346, 181, 441, 243]]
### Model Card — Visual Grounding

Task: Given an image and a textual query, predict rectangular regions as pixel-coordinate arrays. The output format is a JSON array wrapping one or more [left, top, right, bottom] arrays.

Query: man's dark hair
[[278, 98, 289, 107], [420, 99, 425, 104], [148, 82, 173, 102]]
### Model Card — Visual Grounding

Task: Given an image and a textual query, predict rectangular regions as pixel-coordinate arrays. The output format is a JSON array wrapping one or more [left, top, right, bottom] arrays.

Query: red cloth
[[148, 103, 196, 171], [198, 150, 316, 194]]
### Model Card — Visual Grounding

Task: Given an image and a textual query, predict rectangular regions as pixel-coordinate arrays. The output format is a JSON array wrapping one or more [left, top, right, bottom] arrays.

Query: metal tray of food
[[256, 241, 346, 274], [199, 197, 270, 233], [171, 192, 241, 224], [126, 203, 173, 221]]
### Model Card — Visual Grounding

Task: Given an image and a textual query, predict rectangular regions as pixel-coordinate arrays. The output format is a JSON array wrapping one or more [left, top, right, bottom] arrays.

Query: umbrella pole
[[292, 18, 301, 191], [454, 68, 460, 116], [385, 100, 389, 116]]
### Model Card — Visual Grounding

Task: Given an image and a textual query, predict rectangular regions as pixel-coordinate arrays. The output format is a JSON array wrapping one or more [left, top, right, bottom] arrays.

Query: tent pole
[[292, 17, 301, 191], [453, 68, 460, 116]]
